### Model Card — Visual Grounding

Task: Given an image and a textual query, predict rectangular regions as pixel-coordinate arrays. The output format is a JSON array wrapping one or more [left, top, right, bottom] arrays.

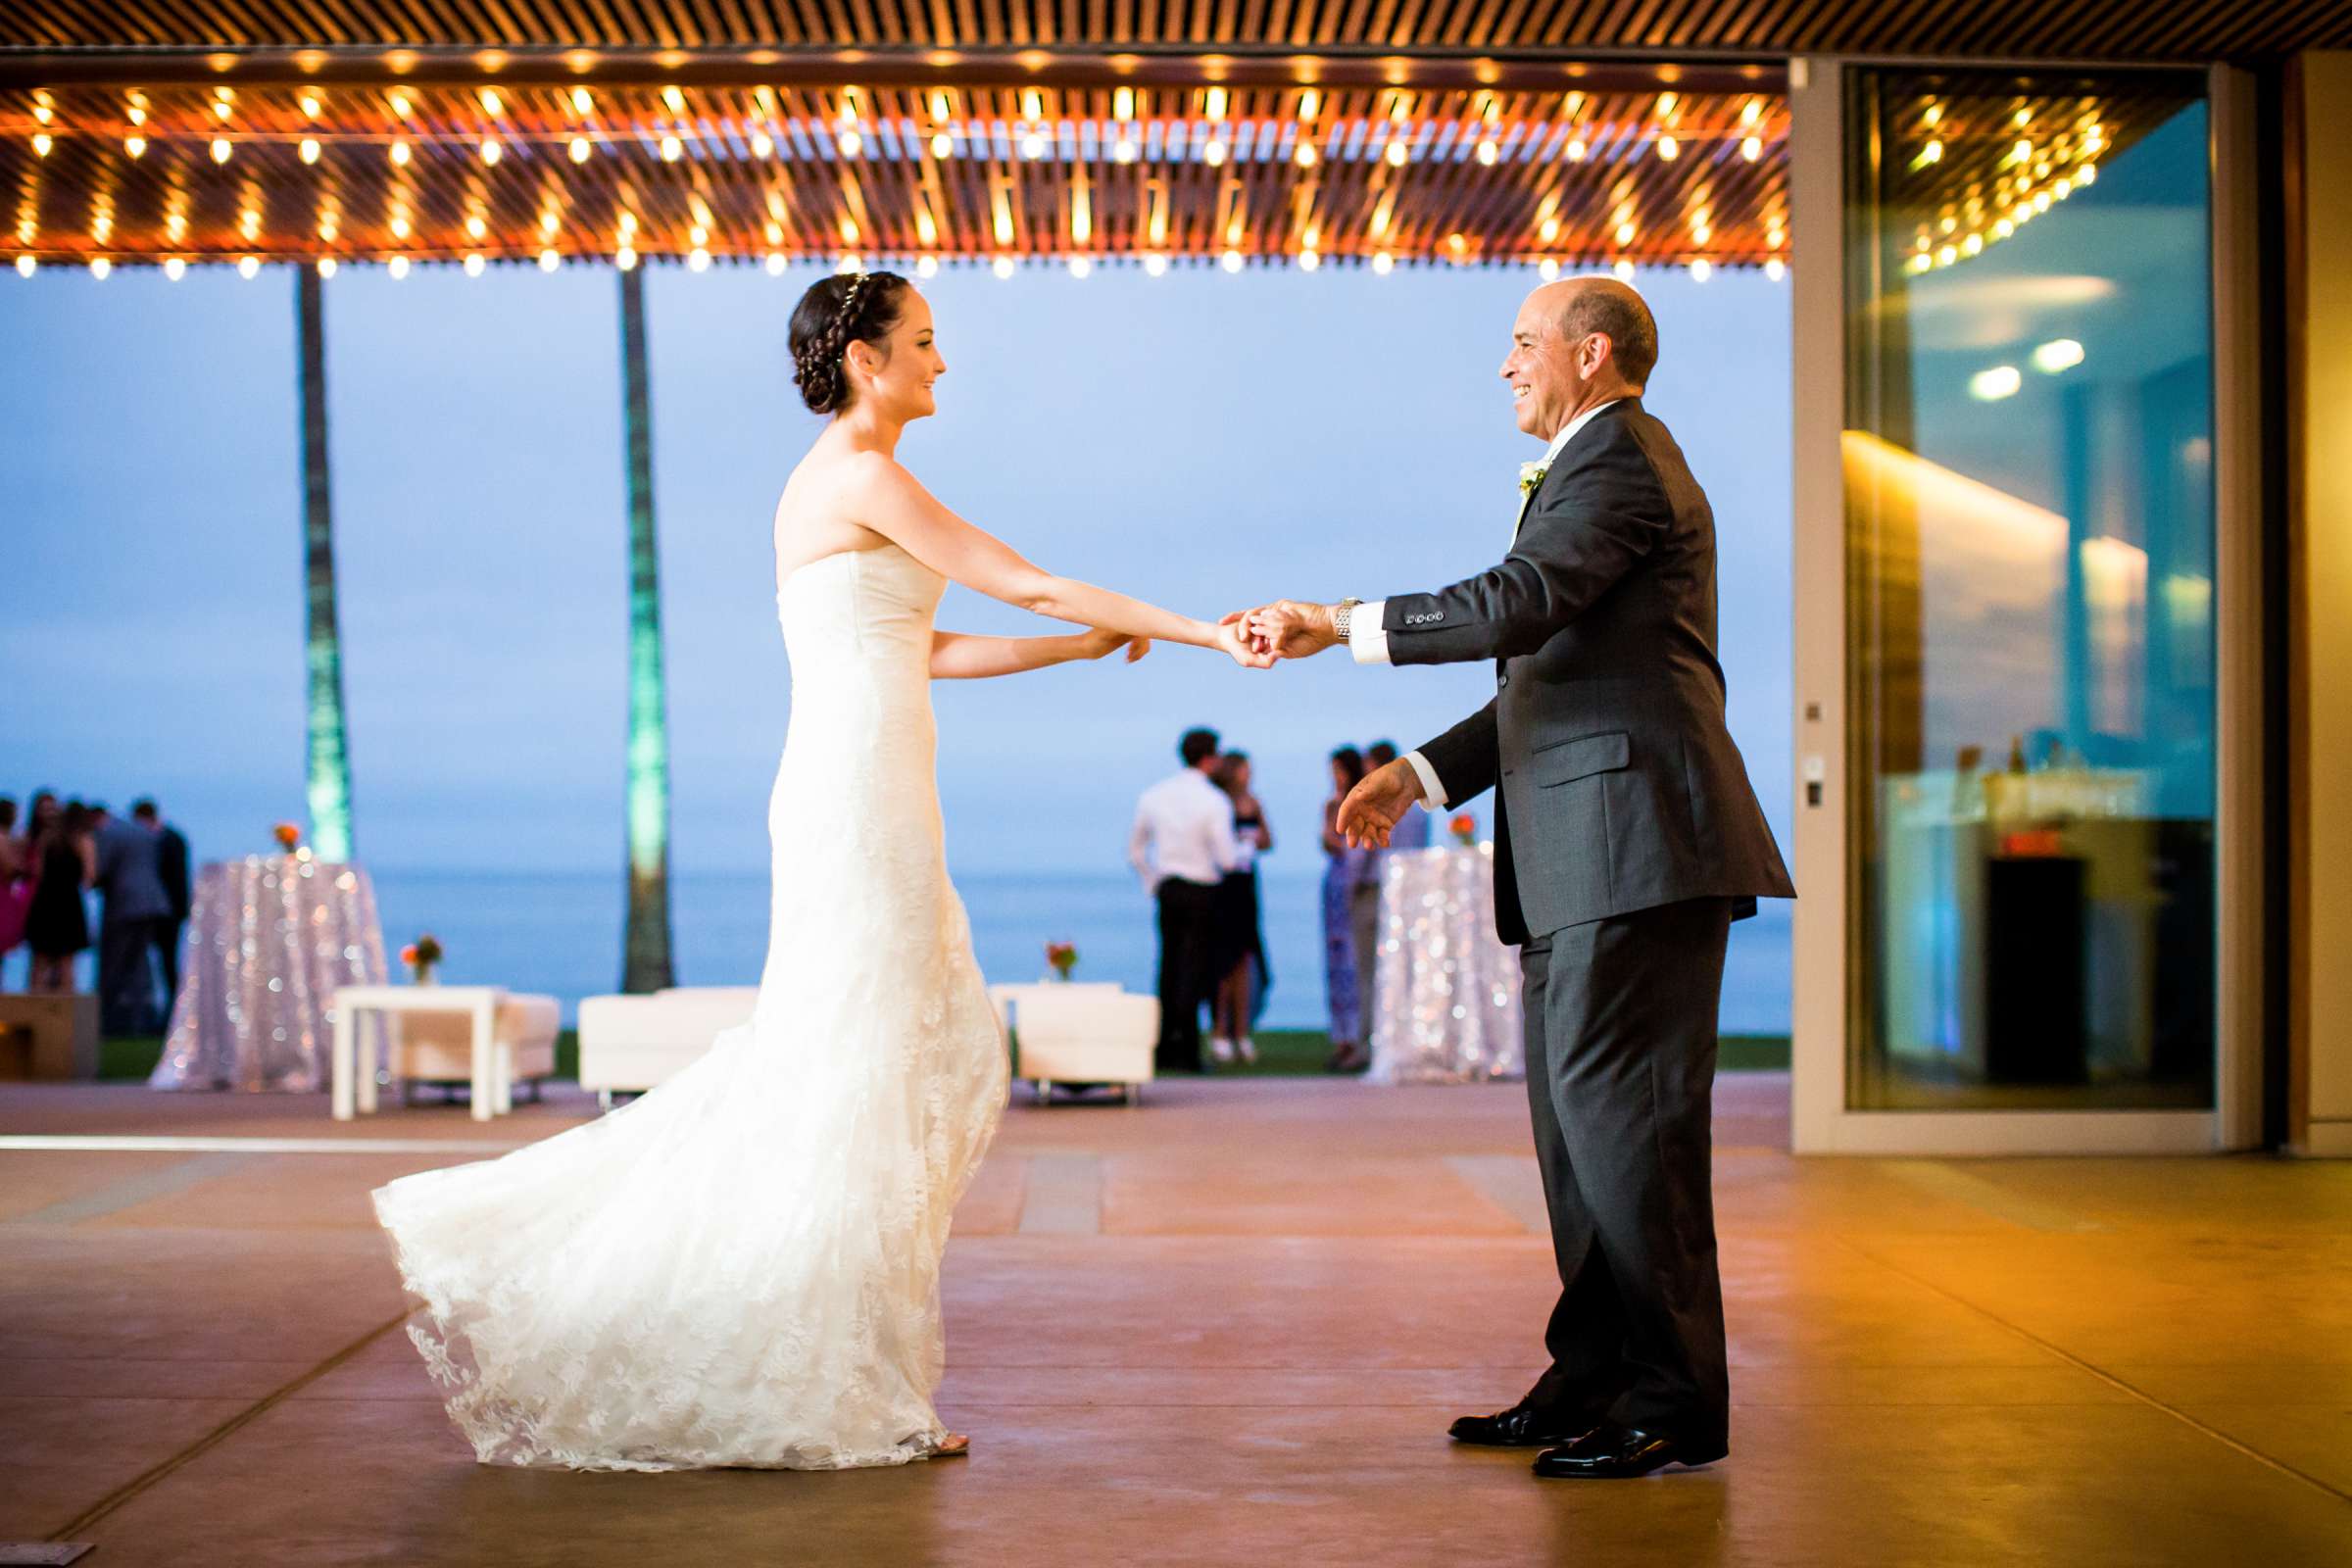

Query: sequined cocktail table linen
[[1366, 844, 1526, 1084], [149, 857, 388, 1092]]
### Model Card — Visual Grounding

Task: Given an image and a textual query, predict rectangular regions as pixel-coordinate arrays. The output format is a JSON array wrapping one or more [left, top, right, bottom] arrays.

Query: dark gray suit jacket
[[1387, 398, 1793, 945]]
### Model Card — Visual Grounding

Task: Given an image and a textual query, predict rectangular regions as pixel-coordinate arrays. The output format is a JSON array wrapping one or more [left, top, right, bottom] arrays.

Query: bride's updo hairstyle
[[790, 270, 911, 415]]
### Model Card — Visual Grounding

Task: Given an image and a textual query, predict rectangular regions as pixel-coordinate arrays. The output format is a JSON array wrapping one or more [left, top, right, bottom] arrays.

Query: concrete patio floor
[[3, 1071, 2348, 1566]]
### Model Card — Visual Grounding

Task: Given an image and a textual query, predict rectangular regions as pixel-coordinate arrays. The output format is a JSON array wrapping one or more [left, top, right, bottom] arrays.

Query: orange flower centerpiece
[[1045, 941, 1078, 982], [272, 821, 302, 854], [1450, 811, 1479, 847], [400, 933, 444, 986]]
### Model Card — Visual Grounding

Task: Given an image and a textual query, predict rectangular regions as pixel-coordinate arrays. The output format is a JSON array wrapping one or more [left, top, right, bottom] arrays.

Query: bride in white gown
[[373, 270, 1264, 1472]]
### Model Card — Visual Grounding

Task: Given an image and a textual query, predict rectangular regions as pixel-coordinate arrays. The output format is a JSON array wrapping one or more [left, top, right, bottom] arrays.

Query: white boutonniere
[[1518, 462, 1548, 497]]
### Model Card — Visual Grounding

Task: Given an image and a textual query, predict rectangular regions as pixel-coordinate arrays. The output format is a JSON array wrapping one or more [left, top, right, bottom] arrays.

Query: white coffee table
[[331, 985, 508, 1122]]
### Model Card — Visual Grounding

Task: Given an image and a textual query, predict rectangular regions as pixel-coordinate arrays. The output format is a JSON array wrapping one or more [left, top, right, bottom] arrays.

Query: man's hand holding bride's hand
[[1078, 627, 1152, 663], [1336, 759, 1425, 850], [1212, 613, 1279, 670], [1245, 601, 1342, 662]]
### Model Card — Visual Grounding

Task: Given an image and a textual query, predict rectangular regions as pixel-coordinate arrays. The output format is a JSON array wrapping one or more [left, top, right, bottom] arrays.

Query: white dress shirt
[[1347, 399, 1623, 810], [1129, 767, 1242, 892]]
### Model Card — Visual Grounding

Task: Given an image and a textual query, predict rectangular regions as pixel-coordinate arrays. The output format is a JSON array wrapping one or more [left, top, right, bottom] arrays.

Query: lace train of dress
[[372, 544, 1008, 1471]]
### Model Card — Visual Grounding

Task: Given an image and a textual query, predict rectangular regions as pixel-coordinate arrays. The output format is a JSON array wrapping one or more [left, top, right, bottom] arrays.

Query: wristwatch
[[1332, 598, 1363, 642]]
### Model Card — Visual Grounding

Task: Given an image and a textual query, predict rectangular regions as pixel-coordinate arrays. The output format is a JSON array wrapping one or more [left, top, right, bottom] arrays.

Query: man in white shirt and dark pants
[[1129, 726, 1240, 1073]]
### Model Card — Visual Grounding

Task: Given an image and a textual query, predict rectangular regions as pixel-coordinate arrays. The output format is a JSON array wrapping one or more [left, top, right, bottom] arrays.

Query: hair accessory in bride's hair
[[832, 271, 873, 344]]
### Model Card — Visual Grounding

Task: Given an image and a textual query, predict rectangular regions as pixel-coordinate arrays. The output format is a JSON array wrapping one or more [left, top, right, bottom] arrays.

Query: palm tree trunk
[[296, 265, 356, 864], [617, 266, 676, 992]]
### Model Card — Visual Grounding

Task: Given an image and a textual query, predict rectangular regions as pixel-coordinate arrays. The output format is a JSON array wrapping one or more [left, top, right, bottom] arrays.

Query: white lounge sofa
[[576, 987, 758, 1110], [390, 992, 562, 1107], [989, 983, 1157, 1105]]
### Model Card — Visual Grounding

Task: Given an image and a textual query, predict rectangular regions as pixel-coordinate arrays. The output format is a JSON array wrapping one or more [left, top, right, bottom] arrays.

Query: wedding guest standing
[[136, 801, 191, 1007], [1321, 746, 1371, 1071], [1129, 727, 1240, 1073], [24, 798, 94, 995], [1367, 743, 1433, 851], [0, 798, 28, 991], [1208, 751, 1274, 1066], [92, 803, 173, 1035]]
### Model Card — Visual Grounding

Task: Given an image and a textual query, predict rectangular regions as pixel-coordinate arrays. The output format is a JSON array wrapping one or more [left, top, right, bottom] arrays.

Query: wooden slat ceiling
[[6, 78, 1801, 270], [3, 0, 2347, 60]]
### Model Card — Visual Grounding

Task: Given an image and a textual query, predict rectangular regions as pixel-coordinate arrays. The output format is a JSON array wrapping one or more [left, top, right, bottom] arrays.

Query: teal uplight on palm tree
[[296, 265, 356, 864], [617, 266, 676, 993]]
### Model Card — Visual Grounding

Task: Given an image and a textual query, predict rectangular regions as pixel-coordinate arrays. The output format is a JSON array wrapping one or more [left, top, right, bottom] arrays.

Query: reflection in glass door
[[1842, 71, 2217, 1111]]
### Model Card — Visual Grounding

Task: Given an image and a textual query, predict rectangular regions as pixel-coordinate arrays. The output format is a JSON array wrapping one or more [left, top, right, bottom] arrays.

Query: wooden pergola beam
[[0, 46, 1783, 97]]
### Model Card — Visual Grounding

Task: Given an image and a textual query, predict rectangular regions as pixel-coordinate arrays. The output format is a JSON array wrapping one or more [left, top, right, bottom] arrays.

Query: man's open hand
[[1337, 758, 1426, 849]]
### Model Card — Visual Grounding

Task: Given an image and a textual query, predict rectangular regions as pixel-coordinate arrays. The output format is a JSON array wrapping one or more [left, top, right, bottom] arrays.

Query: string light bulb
[[1538, 258, 1561, 281], [1202, 139, 1227, 167], [1021, 129, 1047, 159], [661, 134, 683, 161], [1765, 258, 1787, 281], [1114, 137, 1138, 164], [1298, 248, 1321, 271], [1657, 135, 1679, 161], [479, 88, 504, 117], [662, 86, 685, 114], [389, 255, 410, 279], [300, 137, 320, 164], [836, 128, 862, 158], [1295, 140, 1317, 168], [390, 139, 412, 167], [569, 135, 593, 162], [1204, 86, 1228, 121], [210, 137, 231, 163], [1114, 86, 1135, 122], [1476, 139, 1498, 166], [768, 252, 789, 275], [1690, 259, 1712, 282], [1539, 217, 1561, 243], [1144, 253, 1168, 277], [992, 255, 1015, 279], [914, 255, 937, 278], [1741, 136, 1762, 162], [570, 87, 593, 115], [15, 255, 34, 277], [480, 138, 502, 165], [616, 245, 638, 270], [466, 215, 488, 240], [124, 135, 147, 159], [390, 214, 412, 239], [688, 247, 710, 271], [389, 91, 413, 119], [164, 257, 186, 281], [90, 258, 112, 279], [1385, 139, 1408, 167], [539, 247, 561, 271], [317, 258, 336, 278], [465, 253, 485, 276], [930, 130, 953, 159], [1613, 259, 1635, 281], [1568, 137, 1588, 162], [752, 130, 774, 158], [1615, 220, 1636, 246], [1742, 99, 1764, 126], [1371, 251, 1395, 275], [238, 256, 261, 278], [1221, 248, 1244, 272], [1068, 256, 1091, 278]]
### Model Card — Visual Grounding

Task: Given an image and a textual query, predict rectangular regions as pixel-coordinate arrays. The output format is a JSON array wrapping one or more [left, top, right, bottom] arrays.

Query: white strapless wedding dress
[[373, 543, 1008, 1471]]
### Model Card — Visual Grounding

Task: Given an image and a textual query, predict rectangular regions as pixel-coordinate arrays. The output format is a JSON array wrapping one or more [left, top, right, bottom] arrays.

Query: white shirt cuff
[[1403, 750, 1447, 810], [1348, 600, 1391, 664]]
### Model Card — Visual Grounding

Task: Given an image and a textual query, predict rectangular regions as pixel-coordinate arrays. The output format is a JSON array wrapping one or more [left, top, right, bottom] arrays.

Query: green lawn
[[98, 1028, 1788, 1084]]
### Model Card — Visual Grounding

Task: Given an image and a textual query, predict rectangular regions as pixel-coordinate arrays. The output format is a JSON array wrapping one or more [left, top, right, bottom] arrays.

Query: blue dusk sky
[[4, 260, 1791, 880]]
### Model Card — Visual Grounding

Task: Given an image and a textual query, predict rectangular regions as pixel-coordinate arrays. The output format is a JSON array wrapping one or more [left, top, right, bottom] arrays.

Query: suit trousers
[[97, 916, 163, 1037], [1519, 897, 1734, 1453], [153, 917, 185, 1007], [1153, 878, 1219, 1073]]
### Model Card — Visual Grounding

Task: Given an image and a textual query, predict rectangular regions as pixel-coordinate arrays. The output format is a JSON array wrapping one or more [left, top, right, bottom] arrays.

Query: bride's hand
[[1214, 613, 1277, 669], [1078, 627, 1151, 663]]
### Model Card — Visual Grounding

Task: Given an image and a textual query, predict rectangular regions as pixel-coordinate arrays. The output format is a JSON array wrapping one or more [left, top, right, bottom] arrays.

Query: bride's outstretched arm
[[854, 455, 1269, 666], [929, 627, 1149, 680]]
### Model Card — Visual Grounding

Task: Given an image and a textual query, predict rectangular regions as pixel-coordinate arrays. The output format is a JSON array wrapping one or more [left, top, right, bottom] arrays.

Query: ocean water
[[366, 866, 1792, 1035]]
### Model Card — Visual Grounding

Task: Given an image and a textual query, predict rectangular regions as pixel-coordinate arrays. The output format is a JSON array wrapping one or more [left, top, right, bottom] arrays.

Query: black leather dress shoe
[[1532, 1426, 1723, 1479], [1447, 1403, 1595, 1448]]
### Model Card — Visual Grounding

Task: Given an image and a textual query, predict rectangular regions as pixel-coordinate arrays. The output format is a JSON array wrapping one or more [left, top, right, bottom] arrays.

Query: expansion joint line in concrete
[[46, 1306, 421, 1544], [1838, 1236, 2352, 1508]]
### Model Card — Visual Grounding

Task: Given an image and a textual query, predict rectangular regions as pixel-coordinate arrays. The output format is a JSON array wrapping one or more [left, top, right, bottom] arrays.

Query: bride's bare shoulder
[[772, 445, 906, 571]]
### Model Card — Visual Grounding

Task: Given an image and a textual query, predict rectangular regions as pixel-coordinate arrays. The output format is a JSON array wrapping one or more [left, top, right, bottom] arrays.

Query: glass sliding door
[[1841, 69, 2219, 1115]]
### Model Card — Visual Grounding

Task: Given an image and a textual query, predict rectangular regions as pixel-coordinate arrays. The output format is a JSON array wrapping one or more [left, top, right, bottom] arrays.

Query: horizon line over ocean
[[347, 864, 1792, 1035]]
